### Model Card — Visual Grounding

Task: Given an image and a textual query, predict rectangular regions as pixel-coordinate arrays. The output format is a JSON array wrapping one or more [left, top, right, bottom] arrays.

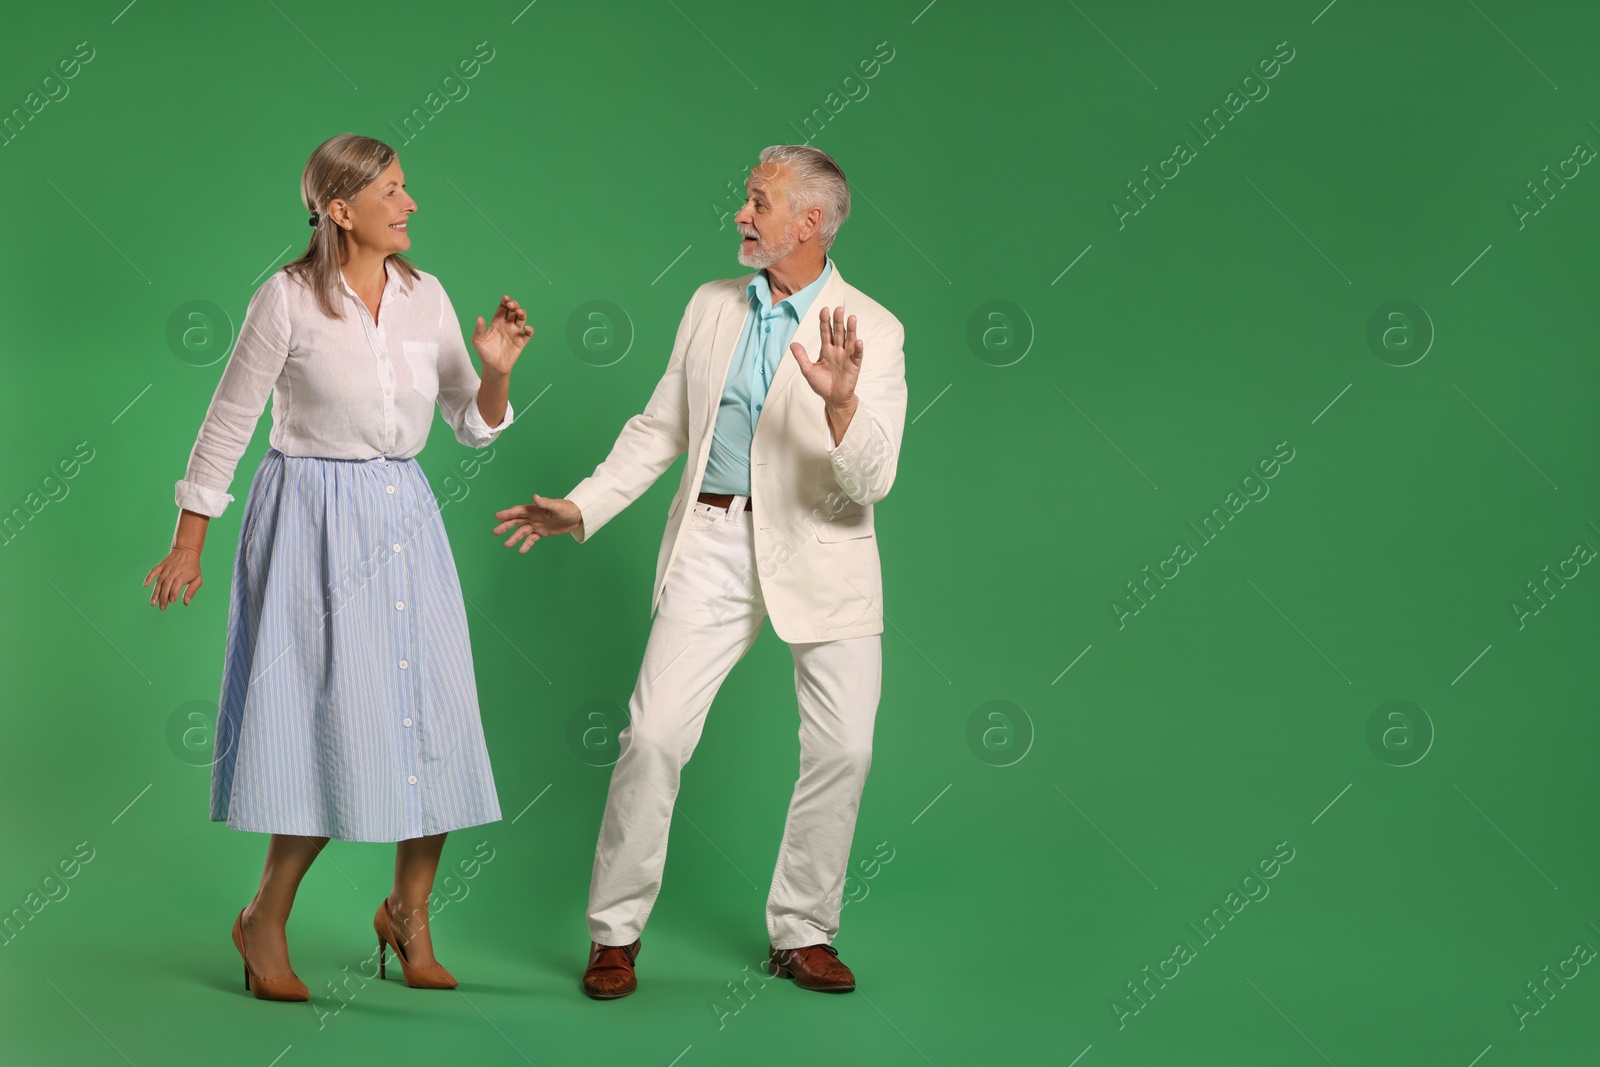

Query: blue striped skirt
[[209, 448, 502, 842]]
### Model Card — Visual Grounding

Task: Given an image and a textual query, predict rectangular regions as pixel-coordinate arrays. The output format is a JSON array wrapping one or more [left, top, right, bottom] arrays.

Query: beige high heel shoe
[[231, 907, 310, 1001], [373, 900, 457, 989]]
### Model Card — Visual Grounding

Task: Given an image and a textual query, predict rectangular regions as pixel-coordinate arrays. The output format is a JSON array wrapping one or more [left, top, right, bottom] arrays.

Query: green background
[[2, 0, 1597, 1064]]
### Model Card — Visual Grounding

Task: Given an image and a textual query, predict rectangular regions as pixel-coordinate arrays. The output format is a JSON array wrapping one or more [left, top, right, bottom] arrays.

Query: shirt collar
[[339, 257, 413, 301], [748, 256, 832, 318]]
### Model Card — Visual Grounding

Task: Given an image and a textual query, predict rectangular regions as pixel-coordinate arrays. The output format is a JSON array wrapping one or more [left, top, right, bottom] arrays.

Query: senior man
[[493, 144, 906, 998]]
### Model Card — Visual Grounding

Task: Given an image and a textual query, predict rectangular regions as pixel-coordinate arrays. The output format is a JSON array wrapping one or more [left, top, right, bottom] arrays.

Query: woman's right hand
[[145, 547, 203, 609]]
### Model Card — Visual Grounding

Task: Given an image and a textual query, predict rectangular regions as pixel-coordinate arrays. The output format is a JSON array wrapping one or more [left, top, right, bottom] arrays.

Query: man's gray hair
[[758, 144, 851, 250]]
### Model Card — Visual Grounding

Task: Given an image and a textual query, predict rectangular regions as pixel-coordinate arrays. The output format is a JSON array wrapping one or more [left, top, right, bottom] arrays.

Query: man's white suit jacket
[[565, 262, 907, 643]]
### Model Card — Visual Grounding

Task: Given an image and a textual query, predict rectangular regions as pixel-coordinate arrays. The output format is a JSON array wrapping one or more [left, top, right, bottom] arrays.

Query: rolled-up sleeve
[[459, 393, 513, 446], [434, 283, 515, 449], [174, 274, 292, 517]]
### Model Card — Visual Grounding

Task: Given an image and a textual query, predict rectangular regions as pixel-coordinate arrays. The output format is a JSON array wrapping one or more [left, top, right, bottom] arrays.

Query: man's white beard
[[738, 224, 797, 269]]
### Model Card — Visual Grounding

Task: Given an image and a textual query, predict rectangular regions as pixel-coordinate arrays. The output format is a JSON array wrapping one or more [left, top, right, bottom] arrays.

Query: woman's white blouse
[[175, 260, 513, 517]]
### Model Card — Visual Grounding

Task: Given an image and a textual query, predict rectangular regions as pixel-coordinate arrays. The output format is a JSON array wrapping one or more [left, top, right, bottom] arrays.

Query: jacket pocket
[[814, 506, 874, 542], [401, 340, 440, 401]]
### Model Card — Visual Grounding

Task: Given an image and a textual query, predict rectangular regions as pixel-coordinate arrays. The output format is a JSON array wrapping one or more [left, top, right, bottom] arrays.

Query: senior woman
[[142, 133, 530, 1000]]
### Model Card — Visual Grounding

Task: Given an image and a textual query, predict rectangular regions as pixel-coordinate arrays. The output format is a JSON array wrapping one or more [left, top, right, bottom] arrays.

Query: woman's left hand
[[472, 294, 533, 376]]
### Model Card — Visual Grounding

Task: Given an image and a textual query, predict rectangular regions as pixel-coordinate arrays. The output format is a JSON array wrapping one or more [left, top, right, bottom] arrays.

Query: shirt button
[[403, 716, 413, 727], [407, 774, 417, 785], [386, 485, 396, 494], [385, 389, 391, 396], [392, 543, 402, 553], [398, 659, 409, 670], [395, 600, 405, 611]]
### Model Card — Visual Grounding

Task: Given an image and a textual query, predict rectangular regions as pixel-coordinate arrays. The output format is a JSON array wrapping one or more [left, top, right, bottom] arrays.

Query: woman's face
[[342, 156, 416, 255]]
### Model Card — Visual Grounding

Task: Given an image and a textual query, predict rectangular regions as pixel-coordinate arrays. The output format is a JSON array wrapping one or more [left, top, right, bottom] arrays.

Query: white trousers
[[586, 496, 881, 950]]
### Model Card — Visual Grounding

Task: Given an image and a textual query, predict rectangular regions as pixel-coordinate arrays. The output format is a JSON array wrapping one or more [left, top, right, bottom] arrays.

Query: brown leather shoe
[[582, 938, 641, 999], [767, 943, 856, 993]]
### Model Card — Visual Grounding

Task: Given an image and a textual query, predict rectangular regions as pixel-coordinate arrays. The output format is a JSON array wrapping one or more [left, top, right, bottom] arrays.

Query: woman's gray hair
[[758, 144, 850, 250]]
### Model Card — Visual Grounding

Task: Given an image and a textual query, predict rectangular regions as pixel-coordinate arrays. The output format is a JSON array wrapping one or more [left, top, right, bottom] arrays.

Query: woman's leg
[[388, 832, 448, 967], [241, 834, 329, 978]]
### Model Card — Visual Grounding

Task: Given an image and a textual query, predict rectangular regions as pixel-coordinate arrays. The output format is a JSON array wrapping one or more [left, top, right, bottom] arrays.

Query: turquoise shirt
[[700, 258, 833, 496]]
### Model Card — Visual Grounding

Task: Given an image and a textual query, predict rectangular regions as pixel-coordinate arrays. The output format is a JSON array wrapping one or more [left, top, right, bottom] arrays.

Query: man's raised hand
[[790, 305, 863, 407]]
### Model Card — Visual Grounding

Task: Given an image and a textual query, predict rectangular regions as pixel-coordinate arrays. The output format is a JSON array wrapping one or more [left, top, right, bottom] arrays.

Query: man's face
[[734, 161, 799, 269]]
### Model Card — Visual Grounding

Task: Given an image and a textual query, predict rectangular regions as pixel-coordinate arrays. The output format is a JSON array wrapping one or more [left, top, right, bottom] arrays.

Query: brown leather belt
[[697, 491, 752, 512]]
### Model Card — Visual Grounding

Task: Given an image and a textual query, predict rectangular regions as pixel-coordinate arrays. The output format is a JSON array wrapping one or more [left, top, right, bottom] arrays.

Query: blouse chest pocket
[[401, 340, 440, 402]]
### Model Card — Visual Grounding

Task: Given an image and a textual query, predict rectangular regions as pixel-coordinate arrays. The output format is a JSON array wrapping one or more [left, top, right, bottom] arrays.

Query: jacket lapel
[[704, 278, 755, 427]]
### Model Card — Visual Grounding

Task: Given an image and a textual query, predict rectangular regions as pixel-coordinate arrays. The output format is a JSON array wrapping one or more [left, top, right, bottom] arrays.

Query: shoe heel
[[244, 961, 251, 991], [768, 959, 792, 979], [378, 938, 387, 980]]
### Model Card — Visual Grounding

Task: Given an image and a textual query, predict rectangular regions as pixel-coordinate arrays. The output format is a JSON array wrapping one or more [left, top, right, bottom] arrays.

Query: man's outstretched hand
[[493, 494, 584, 553]]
